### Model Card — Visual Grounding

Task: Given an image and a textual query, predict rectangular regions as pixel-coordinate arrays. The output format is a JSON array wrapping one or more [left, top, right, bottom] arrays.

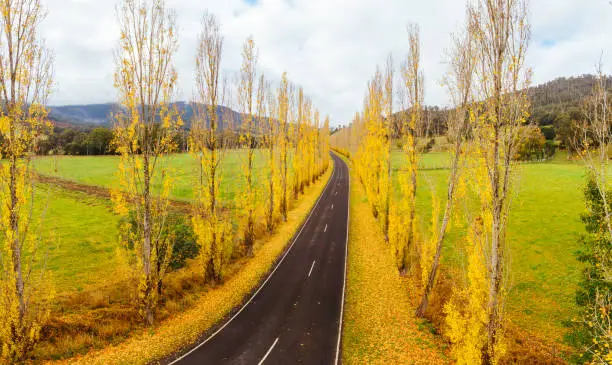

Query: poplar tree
[[397, 23, 423, 273], [191, 11, 233, 283], [237, 36, 259, 256], [0, 0, 54, 359], [417, 17, 476, 317], [263, 77, 280, 233], [112, 0, 180, 326], [470, 0, 531, 361], [277, 73, 290, 221]]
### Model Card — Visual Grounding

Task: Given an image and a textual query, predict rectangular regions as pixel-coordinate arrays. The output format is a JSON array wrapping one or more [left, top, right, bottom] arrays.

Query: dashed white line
[[331, 204, 334, 210], [258, 337, 279, 365], [324, 224, 328, 232], [308, 260, 316, 277]]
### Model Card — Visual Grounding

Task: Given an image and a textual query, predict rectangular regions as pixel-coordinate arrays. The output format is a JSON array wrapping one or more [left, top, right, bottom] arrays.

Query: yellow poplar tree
[[319, 115, 331, 175], [0, 0, 54, 360], [356, 69, 386, 221], [191, 11, 233, 283], [237, 36, 259, 256], [470, 0, 531, 362], [382, 54, 394, 241], [444, 216, 489, 365], [293, 87, 305, 198], [277, 73, 290, 221], [416, 16, 476, 317], [112, 0, 180, 326], [263, 77, 280, 232], [396, 23, 424, 273]]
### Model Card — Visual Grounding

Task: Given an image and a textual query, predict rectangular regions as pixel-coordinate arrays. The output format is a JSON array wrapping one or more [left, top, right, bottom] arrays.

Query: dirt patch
[[35, 173, 192, 213]]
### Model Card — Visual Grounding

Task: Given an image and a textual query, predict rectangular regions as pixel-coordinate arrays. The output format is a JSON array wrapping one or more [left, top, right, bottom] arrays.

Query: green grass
[[29, 150, 287, 297], [395, 151, 584, 344], [33, 150, 270, 204], [30, 184, 120, 295]]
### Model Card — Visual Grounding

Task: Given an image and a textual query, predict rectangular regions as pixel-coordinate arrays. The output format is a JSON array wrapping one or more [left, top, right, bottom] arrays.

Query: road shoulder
[[340, 155, 449, 364]]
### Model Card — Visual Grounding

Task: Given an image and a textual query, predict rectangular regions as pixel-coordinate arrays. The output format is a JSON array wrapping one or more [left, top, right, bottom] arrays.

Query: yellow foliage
[[444, 218, 489, 365], [342, 157, 448, 364], [421, 191, 440, 288], [0, 0, 55, 361]]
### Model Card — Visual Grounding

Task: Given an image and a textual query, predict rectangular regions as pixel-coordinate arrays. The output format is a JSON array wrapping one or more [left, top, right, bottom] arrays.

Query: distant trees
[[37, 126, 116, 155], [0, 0, 54, 361], [112, 0, 181, 326]]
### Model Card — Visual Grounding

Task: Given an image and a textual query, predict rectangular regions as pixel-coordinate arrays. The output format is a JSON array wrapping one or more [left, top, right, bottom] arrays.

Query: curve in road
[[169, 152, 350, 365]]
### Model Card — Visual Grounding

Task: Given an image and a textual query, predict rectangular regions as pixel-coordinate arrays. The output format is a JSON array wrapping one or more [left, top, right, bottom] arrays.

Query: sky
[[43, 0, 612, 126]]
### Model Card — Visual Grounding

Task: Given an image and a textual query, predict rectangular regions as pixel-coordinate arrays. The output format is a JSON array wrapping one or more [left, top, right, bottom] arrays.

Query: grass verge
[[341, 155, 449, 364], [48, 160, 333, 365]]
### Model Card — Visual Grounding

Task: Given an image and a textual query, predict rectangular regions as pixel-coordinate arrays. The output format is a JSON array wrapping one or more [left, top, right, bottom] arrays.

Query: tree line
[[0, 0, 330, 361], [334, 0, 531, 363]]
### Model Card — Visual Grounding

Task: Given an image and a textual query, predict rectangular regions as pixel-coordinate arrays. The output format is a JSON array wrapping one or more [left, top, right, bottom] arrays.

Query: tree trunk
[[142, 150, 154, 326]]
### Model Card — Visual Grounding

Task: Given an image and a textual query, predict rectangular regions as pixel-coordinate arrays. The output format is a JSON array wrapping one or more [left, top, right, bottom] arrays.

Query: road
[[170, 152, 350, 365]]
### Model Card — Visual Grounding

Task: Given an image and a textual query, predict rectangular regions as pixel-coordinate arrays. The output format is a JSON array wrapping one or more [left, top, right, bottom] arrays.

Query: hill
[[48, 102, 245, 130]]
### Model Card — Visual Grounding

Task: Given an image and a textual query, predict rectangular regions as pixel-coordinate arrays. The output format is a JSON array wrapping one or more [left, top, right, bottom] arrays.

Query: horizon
[[45, 0, 612, 126]]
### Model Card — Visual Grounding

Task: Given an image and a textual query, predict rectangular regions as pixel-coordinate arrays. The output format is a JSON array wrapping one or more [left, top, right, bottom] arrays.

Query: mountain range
[[48, 102, 245, 130]]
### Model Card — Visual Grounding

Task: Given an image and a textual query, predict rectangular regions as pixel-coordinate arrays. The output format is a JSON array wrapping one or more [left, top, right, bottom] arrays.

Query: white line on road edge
[[324, 224, 328, 232], [308, 260, 316, 277], [258, 337, 279, 365], [334, 153, 350, 365], [169, 158, 337, 364]]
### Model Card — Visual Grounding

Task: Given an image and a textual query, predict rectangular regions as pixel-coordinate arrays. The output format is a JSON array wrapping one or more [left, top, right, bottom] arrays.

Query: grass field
[[33, 150, 270, 204], [394, 151, 584, 347], [30, 184, 120, 295]]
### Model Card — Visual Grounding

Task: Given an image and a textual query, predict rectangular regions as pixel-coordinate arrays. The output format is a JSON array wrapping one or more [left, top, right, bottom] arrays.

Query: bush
[[167, 215, 199, 270], [119, 212, 199, 272], [567, 178, 612, 362], [540, 125, 555, 140]]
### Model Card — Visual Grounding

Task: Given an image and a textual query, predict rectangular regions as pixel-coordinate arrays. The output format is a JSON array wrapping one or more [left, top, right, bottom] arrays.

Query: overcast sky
[[43, 0, 612, 126]]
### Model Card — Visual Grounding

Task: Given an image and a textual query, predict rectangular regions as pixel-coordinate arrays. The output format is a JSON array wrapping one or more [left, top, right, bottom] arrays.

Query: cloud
[[42, 0, 612, 126]]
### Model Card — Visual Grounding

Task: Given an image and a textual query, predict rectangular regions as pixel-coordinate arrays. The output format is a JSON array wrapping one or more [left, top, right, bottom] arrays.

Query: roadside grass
[[32, 150, 269, 203], [44, 161, 333, 364], [341, 154, 449, 364], [392, 151, 583, 353]]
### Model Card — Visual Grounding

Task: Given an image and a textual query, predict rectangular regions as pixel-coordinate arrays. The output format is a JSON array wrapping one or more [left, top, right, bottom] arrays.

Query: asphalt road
[[170, 152, 349, 365]]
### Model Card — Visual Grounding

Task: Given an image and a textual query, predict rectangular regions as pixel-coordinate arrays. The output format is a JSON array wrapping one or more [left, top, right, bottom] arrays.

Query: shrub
[[119, 213, 199, 272], [567, 178, 612, 362]]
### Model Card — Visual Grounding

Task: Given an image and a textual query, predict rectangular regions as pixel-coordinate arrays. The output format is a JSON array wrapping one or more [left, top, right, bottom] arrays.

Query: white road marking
[[258, 337, 279, 365], [335, 156, 350, 365], [331, 204, 334, 210], [308, 260, 316, 277], [324, 224, 328, 232]]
